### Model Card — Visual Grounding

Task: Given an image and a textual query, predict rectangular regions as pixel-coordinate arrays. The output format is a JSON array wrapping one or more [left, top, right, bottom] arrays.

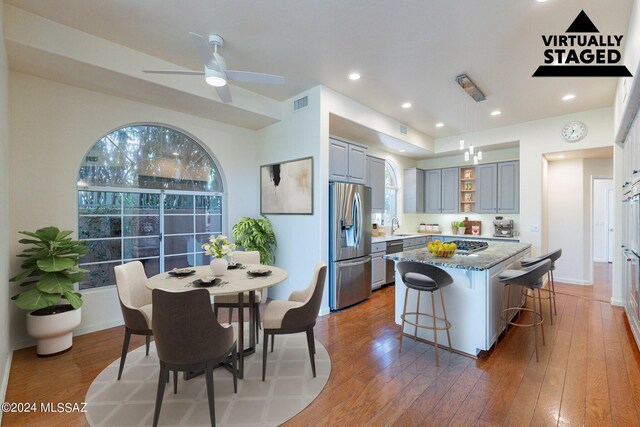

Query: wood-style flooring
[[5, 282, 640, 426], [554, 262, 613, 303]]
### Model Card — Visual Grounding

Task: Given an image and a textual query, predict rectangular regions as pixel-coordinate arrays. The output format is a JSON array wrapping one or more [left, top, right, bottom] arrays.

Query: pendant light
[[478, 151, 483, 160], [464, 151, 470, 162]]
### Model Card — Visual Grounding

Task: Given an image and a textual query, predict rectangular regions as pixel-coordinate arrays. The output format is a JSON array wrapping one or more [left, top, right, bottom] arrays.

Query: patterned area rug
[[85, 331, 330, 426]]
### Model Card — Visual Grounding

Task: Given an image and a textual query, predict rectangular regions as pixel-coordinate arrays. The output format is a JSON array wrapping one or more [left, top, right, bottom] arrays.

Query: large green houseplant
[[9, 226, 89, 356], [232, 216, 277, 265]]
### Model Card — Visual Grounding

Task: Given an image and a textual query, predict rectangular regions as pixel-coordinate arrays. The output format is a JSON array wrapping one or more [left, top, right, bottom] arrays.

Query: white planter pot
[[458, 227, 466, 235], [26, 305, 81, 357], [210, 258, 228, 276]]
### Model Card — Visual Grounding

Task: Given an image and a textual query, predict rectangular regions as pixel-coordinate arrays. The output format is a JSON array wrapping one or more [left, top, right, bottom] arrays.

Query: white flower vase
[[210, 258, 228, 276]]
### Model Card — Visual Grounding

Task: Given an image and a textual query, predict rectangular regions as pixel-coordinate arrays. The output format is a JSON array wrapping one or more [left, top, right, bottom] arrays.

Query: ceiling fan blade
[[189, 32, 216, 69], [143, 70, 205, 75], [216, 84, 232, 103], [226, 70, 285, 85]]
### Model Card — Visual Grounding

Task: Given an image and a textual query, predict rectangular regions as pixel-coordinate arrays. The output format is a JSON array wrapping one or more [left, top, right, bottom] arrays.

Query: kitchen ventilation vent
[[456, 74, 486, 102], [399, 124, 408, 135], [294, 96, 308, 111]]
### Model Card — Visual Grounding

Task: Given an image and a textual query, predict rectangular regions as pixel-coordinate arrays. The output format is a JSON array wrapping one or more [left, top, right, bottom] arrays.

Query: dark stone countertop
[[383, 241, 532, 271]]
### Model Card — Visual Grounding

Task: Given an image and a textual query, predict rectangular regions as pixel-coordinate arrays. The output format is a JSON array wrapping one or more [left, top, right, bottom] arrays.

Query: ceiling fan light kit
[[205, 67, 227, 87]]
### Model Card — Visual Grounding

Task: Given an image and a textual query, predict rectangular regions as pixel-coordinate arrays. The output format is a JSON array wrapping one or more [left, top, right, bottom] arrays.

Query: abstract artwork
[[261, 156, 313, 214]]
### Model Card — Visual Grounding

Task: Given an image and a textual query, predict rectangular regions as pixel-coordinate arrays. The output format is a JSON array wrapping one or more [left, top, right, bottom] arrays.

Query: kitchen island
[[384, 241, 531, 357]]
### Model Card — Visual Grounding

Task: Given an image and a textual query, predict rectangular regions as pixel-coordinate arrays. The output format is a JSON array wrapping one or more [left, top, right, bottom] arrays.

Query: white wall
[[0, 1, 13, 409], [593, 178, 614, 262], [257, 87, 328, 310], [9, 72, 261, 349], [546, 157, 612, 284], [402, 213, 520, 238]]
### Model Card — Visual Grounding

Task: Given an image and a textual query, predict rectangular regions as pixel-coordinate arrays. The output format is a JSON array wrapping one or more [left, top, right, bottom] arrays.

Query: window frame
[[384, 160, 399, 225]]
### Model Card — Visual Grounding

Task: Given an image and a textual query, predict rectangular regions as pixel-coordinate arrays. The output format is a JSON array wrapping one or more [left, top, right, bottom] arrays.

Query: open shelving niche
[[460, 166, 476, 213]]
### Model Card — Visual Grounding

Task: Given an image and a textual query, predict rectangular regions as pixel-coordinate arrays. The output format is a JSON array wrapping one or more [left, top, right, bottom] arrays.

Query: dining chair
[[261, 262, 327, 381], [151, 288, 237, 427], [114, 261, 153, 380], [213, 250, 262, 340]]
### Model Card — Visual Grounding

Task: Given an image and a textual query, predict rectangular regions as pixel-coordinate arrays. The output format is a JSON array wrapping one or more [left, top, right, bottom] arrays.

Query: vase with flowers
[[202, 235, 236, 276]]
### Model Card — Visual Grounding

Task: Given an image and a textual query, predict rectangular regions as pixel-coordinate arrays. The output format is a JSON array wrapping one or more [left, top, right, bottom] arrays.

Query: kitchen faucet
[[391, 217, 400, 235]]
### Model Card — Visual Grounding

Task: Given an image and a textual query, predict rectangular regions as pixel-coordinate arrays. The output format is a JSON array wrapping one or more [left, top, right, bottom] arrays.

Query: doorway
[[592, 177, 614, 263]]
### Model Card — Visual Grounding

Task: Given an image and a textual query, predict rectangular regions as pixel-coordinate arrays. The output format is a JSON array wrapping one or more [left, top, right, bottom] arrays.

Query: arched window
[[77, 124, 224, 290], [384, 161, 399, 225]]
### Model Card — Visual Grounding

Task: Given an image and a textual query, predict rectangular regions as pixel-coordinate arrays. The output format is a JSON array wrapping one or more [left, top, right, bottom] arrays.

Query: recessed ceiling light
[[562, 94, 575, 101], [435, 122, 444, 128], [557, 154, 566, 158], [348, 72, 361, 81], [172, 152, 179, 156], [490, 110, 502, 116], [399, 149, 407, 153], [536, 0, 548, 2], [401, 102, 412, 109]]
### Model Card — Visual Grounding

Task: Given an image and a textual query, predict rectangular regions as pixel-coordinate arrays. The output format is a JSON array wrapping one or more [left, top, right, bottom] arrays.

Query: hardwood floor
[[5, 283, 640, 426], [554, 262, 613, 302]]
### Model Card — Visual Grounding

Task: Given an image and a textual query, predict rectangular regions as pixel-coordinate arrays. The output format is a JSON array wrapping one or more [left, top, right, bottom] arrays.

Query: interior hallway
[[554, 262, 613, 303]]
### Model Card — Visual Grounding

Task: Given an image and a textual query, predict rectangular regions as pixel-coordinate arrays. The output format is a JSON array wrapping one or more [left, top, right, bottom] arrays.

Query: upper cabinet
[[424, 169, 442, 213], [476, 163, 498, 213], [476, 161, 520, 214], [497, 161, 519, 214], [404, 168, 425, 213], [441, 167, 460, 213], [424, 167, 459, 213], [329, 137, 367, 184], [367, 156, 385, 213]]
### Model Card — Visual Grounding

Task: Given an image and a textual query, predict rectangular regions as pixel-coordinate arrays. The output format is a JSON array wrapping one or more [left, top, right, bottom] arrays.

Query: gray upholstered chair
[[114, 261, 153, 380], [152, 288, 237, 427], [214, 251, 262, 339], [261, 262, 327, 381]]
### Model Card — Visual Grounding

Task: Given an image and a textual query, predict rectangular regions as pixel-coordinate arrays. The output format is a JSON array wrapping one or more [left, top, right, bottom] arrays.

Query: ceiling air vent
[[293, 96, 308, 111], [399, 124, 408, 135]]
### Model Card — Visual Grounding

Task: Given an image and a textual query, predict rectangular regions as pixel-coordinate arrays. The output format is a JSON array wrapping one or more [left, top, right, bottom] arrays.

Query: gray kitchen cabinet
[[441, 167, 460, 213], [497, 161, 519, 213], [329, 137, 368, 183], [476, 163, 498, 213], [404, 168, 425, 213], [371, 250, 386, 290], [367, 156, 385, 212], [424, 169, 442, 213]]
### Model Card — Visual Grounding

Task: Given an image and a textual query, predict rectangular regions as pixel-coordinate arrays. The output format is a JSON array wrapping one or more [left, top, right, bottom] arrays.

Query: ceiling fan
[[143, 33, 285, 103]]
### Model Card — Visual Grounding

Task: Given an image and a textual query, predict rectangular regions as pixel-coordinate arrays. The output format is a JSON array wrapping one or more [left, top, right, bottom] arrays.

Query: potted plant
[[451, 221, 459, 235], [202, 235, 236, 276], [9, 226, 89, 356], [232, 215, 277, 264], [458, 220, 467, 235]]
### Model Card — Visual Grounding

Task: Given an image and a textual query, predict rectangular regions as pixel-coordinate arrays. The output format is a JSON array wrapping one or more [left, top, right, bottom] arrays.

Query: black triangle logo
[[566, 10, 599, 33]]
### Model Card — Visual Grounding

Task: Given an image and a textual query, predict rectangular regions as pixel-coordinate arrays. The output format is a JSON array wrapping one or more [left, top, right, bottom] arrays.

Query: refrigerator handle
[[336, 256, 372, 267], [355, 192, 362, 246]]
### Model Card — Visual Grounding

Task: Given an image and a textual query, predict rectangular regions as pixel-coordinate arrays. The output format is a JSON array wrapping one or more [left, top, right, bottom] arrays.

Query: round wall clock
[[561, 121, 587, 142]]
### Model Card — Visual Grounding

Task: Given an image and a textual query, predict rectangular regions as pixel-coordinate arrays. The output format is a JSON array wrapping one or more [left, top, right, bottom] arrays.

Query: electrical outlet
[[530, 224, 540, 232]]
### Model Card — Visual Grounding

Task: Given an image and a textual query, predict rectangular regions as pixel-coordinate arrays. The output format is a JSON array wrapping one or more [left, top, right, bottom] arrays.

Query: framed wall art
[[260, 156, 313, 215]]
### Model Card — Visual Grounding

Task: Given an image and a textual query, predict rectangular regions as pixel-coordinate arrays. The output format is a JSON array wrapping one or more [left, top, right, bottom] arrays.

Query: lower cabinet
[[371, 251, 386, 290]]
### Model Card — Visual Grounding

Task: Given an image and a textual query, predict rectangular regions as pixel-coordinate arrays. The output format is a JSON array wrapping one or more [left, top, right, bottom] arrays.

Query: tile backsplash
[[399, 213, 520, 237]]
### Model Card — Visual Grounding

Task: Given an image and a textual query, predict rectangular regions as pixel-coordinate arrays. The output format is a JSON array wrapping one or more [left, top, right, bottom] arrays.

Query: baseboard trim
[[553, 276, 592, 285], [0, 352, 13, 425], [611, 298, 625, 307], [74, 319, 123, 337]]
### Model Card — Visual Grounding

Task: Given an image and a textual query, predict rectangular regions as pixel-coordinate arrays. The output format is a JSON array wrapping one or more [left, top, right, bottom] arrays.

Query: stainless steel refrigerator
[[329, 182, 372, 310]]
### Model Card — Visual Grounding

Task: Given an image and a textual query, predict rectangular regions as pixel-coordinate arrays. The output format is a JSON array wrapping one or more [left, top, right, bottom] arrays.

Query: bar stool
[[497, 259, 552, 362], [397, 261, 453, 367], [519, 249, 562, 324]]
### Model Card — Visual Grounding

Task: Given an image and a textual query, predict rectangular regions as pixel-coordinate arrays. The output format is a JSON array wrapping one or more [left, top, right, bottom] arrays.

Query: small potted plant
[[9, 227, 88, 356], [458, 220, 467, 235], [451, 221, 459, 235], [202, 235, 236, 276], [232, 215, 277, 264]]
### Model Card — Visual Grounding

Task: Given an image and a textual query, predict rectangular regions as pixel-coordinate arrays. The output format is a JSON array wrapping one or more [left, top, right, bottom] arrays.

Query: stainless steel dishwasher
[[385, 239, 403, 284]]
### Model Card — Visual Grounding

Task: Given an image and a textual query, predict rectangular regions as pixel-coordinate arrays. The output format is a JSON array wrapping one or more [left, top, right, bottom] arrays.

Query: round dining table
[[146, 264, 288, 378]]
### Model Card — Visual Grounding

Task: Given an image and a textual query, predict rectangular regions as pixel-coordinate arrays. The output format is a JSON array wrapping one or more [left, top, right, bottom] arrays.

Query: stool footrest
[[401, 312, 452, 331], [499, 306, 544, 328]]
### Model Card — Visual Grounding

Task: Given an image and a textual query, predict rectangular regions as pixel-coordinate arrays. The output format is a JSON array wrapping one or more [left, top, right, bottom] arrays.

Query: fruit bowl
[[426, 241, 457, 258]]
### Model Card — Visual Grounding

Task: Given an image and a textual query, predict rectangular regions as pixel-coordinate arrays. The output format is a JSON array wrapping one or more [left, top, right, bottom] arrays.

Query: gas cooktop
[[450, 240, 489, 254]]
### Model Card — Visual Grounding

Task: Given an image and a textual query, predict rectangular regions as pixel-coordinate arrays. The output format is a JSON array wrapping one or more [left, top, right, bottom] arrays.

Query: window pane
[[164, 215, 194, 235], [123, 216, 160, 237], [79, 217, 121, 239], [164, 194, 194, 213], [195, 195, 222, 214], [195, 233, 219, 249], [82, 240, 122, 263], [123, 237, 160, 259], [79, 262, 119, 290], [164, 235, 195, 255], [165, 255, 194, 270], [195, 215, 222, 234], [122, 193, 160, 214], [78, 191, 121, 215]]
